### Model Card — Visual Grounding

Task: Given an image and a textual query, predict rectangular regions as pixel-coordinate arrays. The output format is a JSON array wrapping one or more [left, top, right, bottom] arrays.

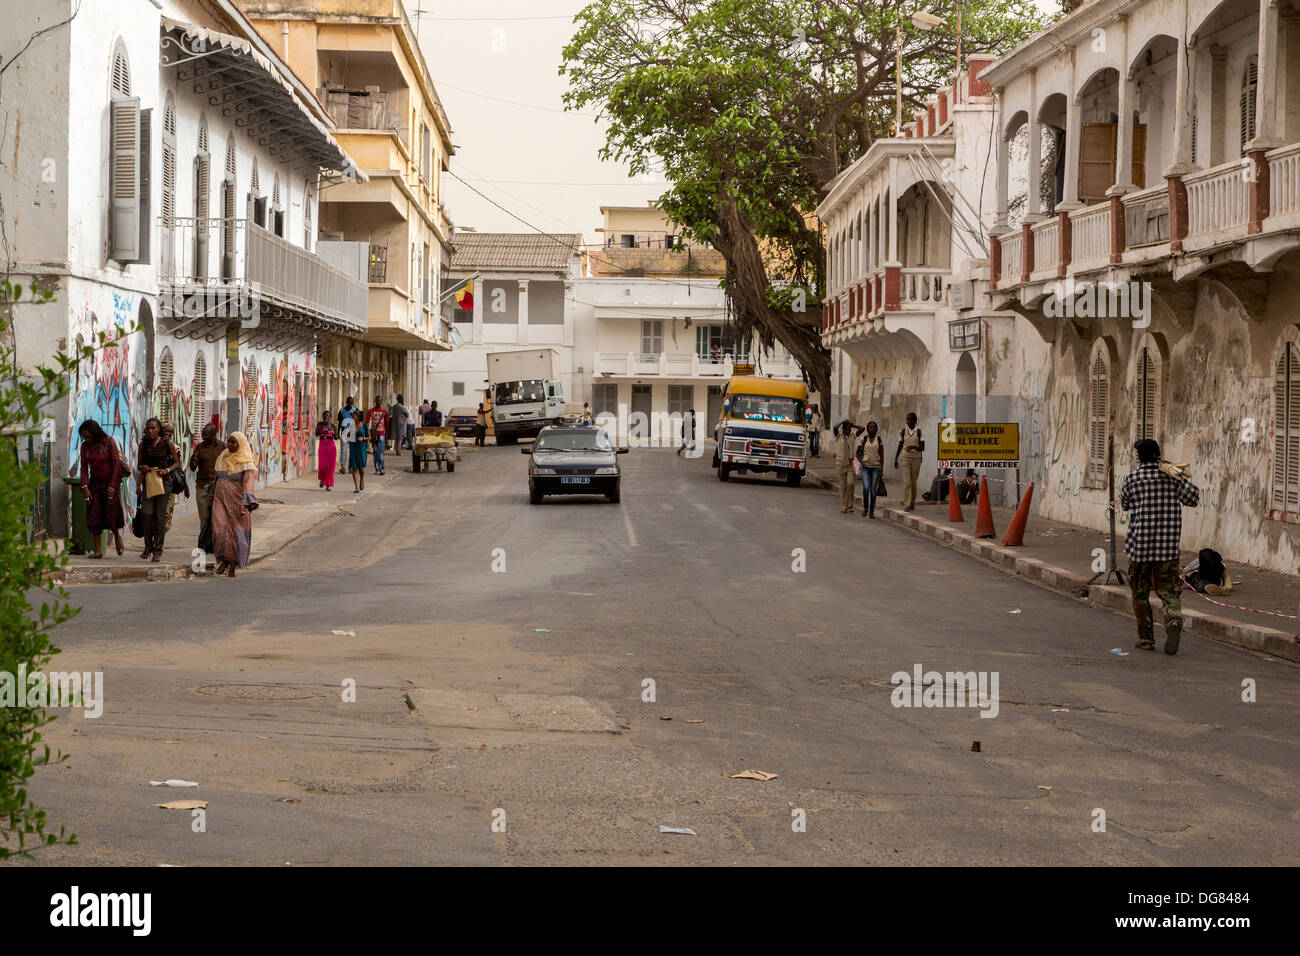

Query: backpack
[[1197, 548, 1225, 587]]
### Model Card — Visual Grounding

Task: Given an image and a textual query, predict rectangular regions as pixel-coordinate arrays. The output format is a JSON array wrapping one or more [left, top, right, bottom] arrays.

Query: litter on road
[[730, 769, 778, 781], [1009, 609, 1022, 614], [330, 629, 356, 637], [686, 719, 704, 724], [156, 800, 207, 810], [149, 779, 199, 788], [658, 826, 696, 835], [1110, 648, 1130, 657]]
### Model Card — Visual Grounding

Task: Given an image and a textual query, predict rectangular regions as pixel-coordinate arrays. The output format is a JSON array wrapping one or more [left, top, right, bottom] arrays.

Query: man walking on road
[[894, 412, 925, 512], [833, 419, 864, 514], [367, 396, 389, 476], [337, 395, 357, 475], [1120, 438, 1200, 654], [677, 408, 695, 457]]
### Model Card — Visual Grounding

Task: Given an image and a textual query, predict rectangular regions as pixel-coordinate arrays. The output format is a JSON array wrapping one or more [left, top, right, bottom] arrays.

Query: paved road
[[14, 444, 1300, 865]]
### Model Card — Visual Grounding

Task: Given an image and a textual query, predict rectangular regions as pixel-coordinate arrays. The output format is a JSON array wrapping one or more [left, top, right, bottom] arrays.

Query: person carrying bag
[[855, 420, 885, 519]]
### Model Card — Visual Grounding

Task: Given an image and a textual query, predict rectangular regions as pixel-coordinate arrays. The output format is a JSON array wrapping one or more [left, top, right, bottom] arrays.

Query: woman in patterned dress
[[211, 431, 258, 577]]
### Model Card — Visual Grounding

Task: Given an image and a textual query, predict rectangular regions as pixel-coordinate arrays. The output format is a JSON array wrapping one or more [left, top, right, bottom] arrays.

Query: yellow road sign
[[938, 422, 1020, 468]]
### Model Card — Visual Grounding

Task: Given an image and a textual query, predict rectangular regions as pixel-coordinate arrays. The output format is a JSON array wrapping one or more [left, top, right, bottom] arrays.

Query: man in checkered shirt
[[1120, 438, 1200, 654]]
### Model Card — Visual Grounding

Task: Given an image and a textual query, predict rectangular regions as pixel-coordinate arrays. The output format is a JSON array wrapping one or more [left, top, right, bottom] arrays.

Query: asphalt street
[[13, 444, 1300, 865]]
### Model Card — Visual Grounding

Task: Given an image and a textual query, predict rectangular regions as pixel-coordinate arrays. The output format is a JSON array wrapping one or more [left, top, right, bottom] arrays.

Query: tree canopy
[[562, 0, 1047, 396]]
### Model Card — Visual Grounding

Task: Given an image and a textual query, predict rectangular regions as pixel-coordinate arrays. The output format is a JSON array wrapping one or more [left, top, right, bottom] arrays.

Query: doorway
[[955, 351, 977, 423]]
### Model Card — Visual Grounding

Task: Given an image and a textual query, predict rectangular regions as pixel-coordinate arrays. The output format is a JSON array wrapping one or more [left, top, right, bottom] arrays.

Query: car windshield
[[728, 394, 805, 424], [495, 380, 546, 405], [534, 431, 613, 452]]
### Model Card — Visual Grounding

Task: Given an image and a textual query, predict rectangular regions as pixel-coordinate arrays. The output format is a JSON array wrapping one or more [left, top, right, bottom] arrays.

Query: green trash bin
[[63, 476, 129, 555]]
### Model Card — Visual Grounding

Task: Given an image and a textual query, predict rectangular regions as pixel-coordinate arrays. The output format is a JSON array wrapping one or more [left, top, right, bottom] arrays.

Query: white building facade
[[0, 0, 367, 535]]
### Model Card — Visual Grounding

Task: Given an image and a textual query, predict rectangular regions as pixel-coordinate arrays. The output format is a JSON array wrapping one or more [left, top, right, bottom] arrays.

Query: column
[[1110, 18, 1135, 195], [1252, 0, 1282, 147], [1165, 27, 1195, 175], [1060, 50, 1083, 209], [563, 280, 574, 347], [887, 157, 899, 263], [1025, 69, 1045, 221], [472, 275, 484, 344], [517, 279, 529, 343], [994, 88, 1010, 230]]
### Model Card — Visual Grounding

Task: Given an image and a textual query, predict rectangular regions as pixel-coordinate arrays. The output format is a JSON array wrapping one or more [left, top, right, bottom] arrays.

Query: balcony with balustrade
[[984, 0, 1300, 326], [157, 216, 368, 345]]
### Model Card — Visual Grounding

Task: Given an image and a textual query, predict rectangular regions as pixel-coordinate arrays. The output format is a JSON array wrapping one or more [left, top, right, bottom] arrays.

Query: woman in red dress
[[77, 420, 125, 558]]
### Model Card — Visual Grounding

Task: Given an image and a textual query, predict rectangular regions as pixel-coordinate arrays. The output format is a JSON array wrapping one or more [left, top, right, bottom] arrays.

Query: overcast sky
[[411, 1, 1062, 243]]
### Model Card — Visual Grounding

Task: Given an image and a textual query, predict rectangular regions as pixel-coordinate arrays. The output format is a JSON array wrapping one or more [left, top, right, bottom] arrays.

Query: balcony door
[[1079, 122, 1146, 204], [221, 177, 236, 281], [640, 319, 663, 360]]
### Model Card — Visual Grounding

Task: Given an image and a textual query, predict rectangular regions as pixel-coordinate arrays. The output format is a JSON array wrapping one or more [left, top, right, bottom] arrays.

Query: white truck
[[485, 349, 565, 444]]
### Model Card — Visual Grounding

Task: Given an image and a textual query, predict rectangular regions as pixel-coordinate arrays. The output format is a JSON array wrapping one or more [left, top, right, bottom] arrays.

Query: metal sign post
[[1087, 418, 1126, 586]]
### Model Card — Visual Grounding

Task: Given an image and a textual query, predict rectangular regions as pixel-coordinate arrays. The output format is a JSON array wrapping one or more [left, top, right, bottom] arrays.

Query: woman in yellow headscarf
[[210, 431, 259, 576]]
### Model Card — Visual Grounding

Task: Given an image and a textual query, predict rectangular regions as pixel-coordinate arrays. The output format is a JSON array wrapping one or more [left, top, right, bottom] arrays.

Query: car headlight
[[532, 467, 557, 475], [595, 467, 618, 475]]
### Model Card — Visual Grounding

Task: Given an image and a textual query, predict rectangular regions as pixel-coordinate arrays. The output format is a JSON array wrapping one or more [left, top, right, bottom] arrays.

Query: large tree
[[562, 0, 1047, 396]]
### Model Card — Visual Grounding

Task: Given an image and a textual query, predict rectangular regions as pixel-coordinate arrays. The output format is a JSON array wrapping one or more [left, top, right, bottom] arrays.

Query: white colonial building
[[818, 57, 1011, 495], [1, 0, 368, 535]]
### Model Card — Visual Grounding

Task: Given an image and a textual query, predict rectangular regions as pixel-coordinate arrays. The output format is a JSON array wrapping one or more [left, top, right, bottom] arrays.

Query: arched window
[[158, 347, 175, 426], [194, 115, 210, 281], [303, 180, 314, 251], [108, 39, 141, 262], [222, 135, 237, 279], [111, 39, 130, 96], [271, 173, 283, 236], [1272, 343, 1300, 518], [1241, 56, 1258, 155], [1135, 344, 1160, 442], [1087, 341, 1111, 487], [243, 359, 259, 434], [192, 352, 208, 434]]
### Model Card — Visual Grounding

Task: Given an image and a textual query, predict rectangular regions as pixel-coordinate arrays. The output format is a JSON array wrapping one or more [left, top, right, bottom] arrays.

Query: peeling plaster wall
[[1004, 259, 1300, 577]]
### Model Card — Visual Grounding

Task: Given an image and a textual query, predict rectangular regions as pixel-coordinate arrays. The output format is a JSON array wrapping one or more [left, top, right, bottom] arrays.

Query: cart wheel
[[412, 450, 421, 472], [447, 460, 455, 473]]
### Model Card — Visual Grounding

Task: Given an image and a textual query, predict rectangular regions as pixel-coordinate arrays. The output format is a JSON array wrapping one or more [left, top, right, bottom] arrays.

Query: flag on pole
[[448, 276, 474, 310]]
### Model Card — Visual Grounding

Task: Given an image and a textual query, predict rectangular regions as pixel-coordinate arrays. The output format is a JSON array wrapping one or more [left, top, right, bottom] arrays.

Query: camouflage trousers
[[1128, 559, 1184, 643]]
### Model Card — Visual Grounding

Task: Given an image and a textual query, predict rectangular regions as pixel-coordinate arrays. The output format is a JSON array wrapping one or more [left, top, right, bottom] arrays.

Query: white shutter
[[1274, 350, 1288, 512], [109, 96, 141, 262], [194, 153, 210, 281], [193, 353, 208, 431], [159, 349, 174, 425]]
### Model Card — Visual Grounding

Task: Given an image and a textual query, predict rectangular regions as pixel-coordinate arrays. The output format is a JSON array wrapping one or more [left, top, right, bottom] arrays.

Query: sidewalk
[[54, 457, 417, 585], [805, 456, 1300, 663]]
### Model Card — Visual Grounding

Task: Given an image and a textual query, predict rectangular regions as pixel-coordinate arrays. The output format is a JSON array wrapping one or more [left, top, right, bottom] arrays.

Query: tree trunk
[[711, 198, 832, 399]]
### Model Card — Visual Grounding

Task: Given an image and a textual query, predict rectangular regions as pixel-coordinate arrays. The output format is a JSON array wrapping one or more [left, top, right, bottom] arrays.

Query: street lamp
[[910, 5, 964, 104]]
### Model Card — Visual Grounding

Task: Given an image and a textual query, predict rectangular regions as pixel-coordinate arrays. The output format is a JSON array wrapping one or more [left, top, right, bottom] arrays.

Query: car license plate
[[561, 477, 590, 484], [757, 459, 770, 466]]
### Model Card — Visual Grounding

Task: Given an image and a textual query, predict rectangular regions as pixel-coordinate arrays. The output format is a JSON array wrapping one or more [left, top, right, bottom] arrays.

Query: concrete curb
[[878, 506, 1300, 664]]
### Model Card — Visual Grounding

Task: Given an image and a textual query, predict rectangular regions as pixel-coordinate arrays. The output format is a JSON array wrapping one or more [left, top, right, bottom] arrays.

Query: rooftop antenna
[[412, 1, 428, 44]]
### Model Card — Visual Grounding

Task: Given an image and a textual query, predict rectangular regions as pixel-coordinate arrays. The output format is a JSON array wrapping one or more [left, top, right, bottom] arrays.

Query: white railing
[[593, 351, 787, 379], [900, 268, 945, 304], [1186, 160, 1249, 237], [1269, 143, 1300, 219], [1032, 219, 1059, 274], [1070, 202, 1111, 266], [1121, 185, 1171, 247], [999, 233, 1022, 283], [158, 217, 367, 331]]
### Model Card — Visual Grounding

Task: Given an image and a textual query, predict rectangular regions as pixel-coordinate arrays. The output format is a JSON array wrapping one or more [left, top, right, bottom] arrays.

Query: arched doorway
[[955, 351, 977, 423]]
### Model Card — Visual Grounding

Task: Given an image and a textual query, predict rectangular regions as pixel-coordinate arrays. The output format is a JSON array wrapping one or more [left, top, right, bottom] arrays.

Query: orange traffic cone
[[974, 476, 996, 539], [1000, 483, 1035, 546], [947, 476, 964, 522]]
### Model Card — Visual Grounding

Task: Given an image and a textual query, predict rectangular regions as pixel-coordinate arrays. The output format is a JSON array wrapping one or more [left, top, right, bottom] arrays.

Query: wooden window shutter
[[159, 349, 174, 425], [1191, 98, 1198, 165], [193, 353, 207, 432], [1087, 351, 1109, 485], [1079, 123, 1117, 204], [194, 152, 210, 281], [1132, 123, 1146, 190], [243, 361, 259, 435], [109, 96, 141, 262], [1273, 350, 1288, 512], [1241, 59, 1258, 153], [1288, 345, 1300, 513], [112, 46, 130, 97], [304, 186, 313, 251], [1137, 347, 1157, 440]]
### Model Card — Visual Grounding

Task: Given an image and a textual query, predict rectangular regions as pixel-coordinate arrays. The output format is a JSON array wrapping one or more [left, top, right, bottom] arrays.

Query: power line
[[433, 78, 602, 117]]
